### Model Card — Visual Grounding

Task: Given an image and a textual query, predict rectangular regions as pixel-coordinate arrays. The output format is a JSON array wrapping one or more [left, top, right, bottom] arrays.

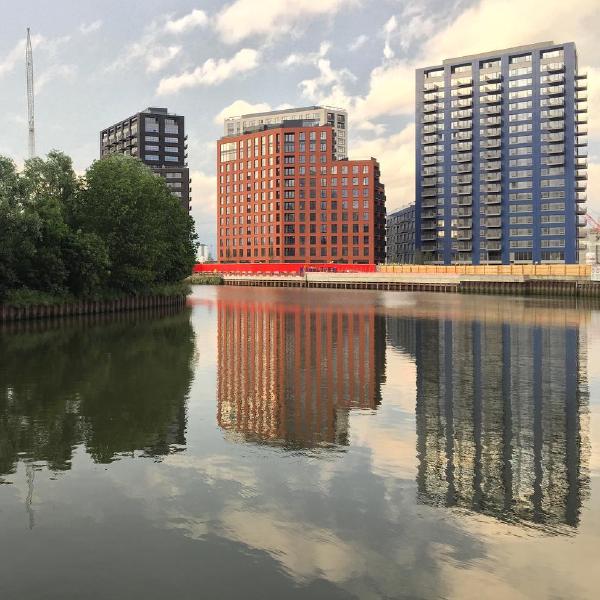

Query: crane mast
[[26, 28, 35, 159]]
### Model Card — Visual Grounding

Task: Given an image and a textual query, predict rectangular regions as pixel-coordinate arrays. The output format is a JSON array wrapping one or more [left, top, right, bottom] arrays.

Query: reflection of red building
[[216, 289, 386, 447]]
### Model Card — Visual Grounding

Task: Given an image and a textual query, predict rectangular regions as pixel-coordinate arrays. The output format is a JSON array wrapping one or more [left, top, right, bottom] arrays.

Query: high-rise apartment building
[[100, 107, 191, 211], [224, 106, 348, 159], [217, 118, 386, 263], [386, 204, 416, 263], [416, 42, 587, 264]]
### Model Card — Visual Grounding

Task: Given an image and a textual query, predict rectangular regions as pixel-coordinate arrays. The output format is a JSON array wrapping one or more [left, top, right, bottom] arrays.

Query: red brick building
[[217, 121, 386, 263]]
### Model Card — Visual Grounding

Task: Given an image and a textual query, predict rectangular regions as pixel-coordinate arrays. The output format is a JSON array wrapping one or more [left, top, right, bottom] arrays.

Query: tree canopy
[[0, 151, 197, 300]]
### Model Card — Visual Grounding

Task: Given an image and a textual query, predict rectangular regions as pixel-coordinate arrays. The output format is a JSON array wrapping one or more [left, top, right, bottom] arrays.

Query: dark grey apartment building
[[100, 107, 191, 211], [387, 204, 415, 263]]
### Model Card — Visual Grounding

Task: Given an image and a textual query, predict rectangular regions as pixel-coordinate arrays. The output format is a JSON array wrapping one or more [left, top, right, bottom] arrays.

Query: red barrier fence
[[193, 263, 376, 276]]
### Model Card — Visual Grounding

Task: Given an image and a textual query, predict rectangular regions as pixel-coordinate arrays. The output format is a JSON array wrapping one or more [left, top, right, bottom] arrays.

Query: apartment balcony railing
[[453, 99, 473, 108], [542, 120, 564, 131], [482, 194, 502, 205], [454, 153, 473, 163], [481, 72, 502, 83], [485, 206, 502, 217], [423, 103, 440, 113], [422, 188, 439, 198], [485, 241, 502, 251], [541, 62, 565, 73], [542, 143, 564, 154], [423, 93, 440, 103], [481, 127, 502, 137], [421, 233, 438, 242], [576, 181, 587, 191], [457, 208, 472, 217], [542, 85, 565, 96], [421, 220, 437, 230], [456, 196, 473, 206], [576, 192, 586, 203], [481, 172, 501, 182], [575, 157, 587, 168], [456, 87, 473, 97], [481, 150, 502, 160], [542, 74, 565, 84], [576, 169, 588, 179], [575, 101, 588, 112], [481, 94, 502, 104], [544, 155, 565, 166], [480, 83, 502, 93], [456, 242, 473, 252], [422, 124, 438, 134], [422, 177, 438, 187], [480, 105, 502, 115], [421, 198, 438, 208], [486, 229, 502, 240], [481, 161, 501, 171], [576, 135, 588, 146], [454, 77, 473, 87], [481, 116, 502, 126], [454, 164, 472, 173], [481, 139, 501, 149], [456, 231, 473, 241], [486, 217, 502, 228], [452, 131, 473, 141], [456, 219, 473, 229]]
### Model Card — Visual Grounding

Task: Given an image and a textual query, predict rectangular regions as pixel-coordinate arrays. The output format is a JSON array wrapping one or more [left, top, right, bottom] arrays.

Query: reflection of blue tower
[[406, 316, 588, 529]]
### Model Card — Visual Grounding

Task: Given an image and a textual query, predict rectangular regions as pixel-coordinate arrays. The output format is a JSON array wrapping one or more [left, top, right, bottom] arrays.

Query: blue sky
[[1, 0, 598, 253]]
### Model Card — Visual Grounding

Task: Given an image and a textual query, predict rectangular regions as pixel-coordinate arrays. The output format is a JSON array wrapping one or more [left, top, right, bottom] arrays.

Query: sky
[[0, 0, 599, 254]]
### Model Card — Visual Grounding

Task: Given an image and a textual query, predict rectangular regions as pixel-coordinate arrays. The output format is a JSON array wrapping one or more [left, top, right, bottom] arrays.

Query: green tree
[[73, 154, 197, 293]]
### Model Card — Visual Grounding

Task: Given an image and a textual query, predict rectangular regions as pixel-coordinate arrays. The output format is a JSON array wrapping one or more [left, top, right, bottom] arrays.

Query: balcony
[[481, 172, 501, 182], [576, 192, 586, 203], [422, 146, 439, 155], [486, 241, 502, 251], [453, 143, 473, 153], [456, 87, 473, 97], [481, 72, 502, 83], [422, 113, 442, 123], [542, 120, 564, 131], [576, 91, 588, 102], [481, 150, 502, 160], [576, 169, 587, 179], [481, 161, 501, 171], [421, 220, 437, 229], [423, 103, 439, 114], [457, 208, 472, 217], [545, 97, 565, 108], [456, 218, 472, 229], [423, 93, 440, 103], [542, 133, 564, 143], [452, 121, 473, 130], [481, 117, 502, 127], [423, 82, 439, 92], [543, 74, 565, 84], [480, 105, 502, 115], [481, 127, 502, 137], [456, 242, 473, 252], [457, 196, 473, 206], [577, 124, 588, 135], [545, 108, 564, 119], [482, 194, 502, 205], [544, 155, 564, 166], [543, 143, 564, 154], [422, 187, 438, 197], [422, 198, 438, 208], [453, 175, 473, 185], [575, 101, 588, 112], [576, 205, 587, 215], [481, 139, 501, 149], [422, 135, 440, 145], [486, 230, 502, 240], [485, 206, 502, 217], [422, 177, 438, 187], [481, 94, 502, 104], [541, 62, 565, 73], [422, 210, 438, 219], [454, 163, 472, 173], [422, 124, 438, 134], [421, 233, 438, 242], [454, 77, 473, 87], [578, 215, 587, 227], [455, 153, 472, 163], [576, 135, 588, 146], [542, 85, 564, 96], [575, 157, 587, 168], [486, 217, 502, 228], [456, 231, 473, 242], [480, 83, 502, 93], [454, 99, 473, 108], [423, 156, 438, 165], [452, 131, 472, 141], [576, 181, 587, 191]]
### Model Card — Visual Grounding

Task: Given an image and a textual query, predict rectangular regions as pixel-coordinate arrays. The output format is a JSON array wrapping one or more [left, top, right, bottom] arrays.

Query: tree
[[73, 154, 197, 293]]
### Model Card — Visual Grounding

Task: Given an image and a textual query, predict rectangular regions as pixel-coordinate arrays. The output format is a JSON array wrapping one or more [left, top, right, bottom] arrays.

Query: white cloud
[[189, 170, 217, 246], [299, 58, 356, 104], [0, 34, 45, 78], [214, 100, 273, 125], [37, 64, 78, 92], [157, 48, 260, 94], [215, 0, 354, 44], [146, 46, 182, 73], [352, 124, 415, 213], [164, 9, 208, 34], [348, 34, 368, 52], [80, 20, 103, 35], [281, 41, 331, 67], [383, 16, 397, 60]]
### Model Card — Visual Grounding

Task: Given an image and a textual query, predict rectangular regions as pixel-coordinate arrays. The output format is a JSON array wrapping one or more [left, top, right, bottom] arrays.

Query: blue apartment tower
[[415, 42, 587, 264]]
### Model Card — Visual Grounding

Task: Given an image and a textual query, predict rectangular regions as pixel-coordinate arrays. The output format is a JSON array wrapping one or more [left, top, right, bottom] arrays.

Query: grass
[[1, 282, 191, 307], [186, 274, 224, 285]]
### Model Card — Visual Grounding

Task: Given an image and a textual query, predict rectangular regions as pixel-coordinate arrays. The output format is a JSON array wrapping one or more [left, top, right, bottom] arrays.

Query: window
[[145, 154, 158, 161]]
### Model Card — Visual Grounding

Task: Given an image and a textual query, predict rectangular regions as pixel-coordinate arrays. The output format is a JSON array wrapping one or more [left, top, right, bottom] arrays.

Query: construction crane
[[585, 212, 600, 233], [26, 28, 35, 159]]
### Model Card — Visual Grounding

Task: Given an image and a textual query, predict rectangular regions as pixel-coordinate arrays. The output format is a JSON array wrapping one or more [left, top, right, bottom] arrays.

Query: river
[[1, 286, 599, 599]]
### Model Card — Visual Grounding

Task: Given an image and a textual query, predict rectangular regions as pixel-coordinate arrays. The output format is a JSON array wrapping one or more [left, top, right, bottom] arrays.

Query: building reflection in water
[[388, 300, 590, 530], [216, 290, 386, 448]]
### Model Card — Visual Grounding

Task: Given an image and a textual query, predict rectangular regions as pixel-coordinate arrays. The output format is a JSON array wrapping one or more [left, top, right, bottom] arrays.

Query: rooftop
[[433, 40, 558, 66], [225, 105, 346, 121]]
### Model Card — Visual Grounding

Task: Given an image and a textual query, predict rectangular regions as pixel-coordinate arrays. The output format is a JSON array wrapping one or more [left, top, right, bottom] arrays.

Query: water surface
[[1, 287, 599, 599]]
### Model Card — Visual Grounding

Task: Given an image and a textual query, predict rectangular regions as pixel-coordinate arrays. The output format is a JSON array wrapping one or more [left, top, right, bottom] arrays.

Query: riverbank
[[0, 287, 189, 323], [212, 272, 600, 298]]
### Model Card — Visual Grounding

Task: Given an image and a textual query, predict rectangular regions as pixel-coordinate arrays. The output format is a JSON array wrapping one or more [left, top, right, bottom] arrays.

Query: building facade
[[416, 42, 587, 265], [100, 107, 191, 211], [387, 204, 416, 263], [217, 120, 386, 263], [224, 106, 348, 159]]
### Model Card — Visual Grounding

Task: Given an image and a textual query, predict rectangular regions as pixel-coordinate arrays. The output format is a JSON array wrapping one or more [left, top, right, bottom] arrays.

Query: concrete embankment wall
[[0, 294, 187, 323], [218, 272, 600, 298]]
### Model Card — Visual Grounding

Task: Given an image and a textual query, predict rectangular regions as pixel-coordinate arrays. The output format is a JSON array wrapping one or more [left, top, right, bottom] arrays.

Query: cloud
[[37, 64, 78, 92], [164, 9, 208, 34], [157, 48, 260, 94], [0, 34, 45, 78], [80, 20, 103, 35], [348, 34, 368, 52], [383, 16, 397, 60], [215, 0, 354, 44], [352, 124, 415, 213], [281, 41, 331, 67], [146, 46, 182, 73], [189, 170, 217, 246], [214, 100, 273, 125], [299, 58, 356, 104]]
